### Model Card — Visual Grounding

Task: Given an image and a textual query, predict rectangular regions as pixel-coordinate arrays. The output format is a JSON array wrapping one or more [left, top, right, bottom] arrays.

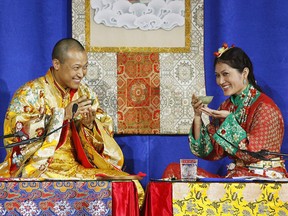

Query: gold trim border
[[85, 0, 191, 53]]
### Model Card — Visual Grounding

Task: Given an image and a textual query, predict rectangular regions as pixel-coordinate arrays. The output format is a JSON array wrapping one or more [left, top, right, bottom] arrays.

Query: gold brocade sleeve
[[0, 74, 66, 178], [78, 118, 124, 170], [21, 108, 65, 177], [70, 84, 124, 170]]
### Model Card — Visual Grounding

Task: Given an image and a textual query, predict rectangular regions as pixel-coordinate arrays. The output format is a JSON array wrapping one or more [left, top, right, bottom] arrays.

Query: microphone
[[0, 130, 27, 139], [5, 103, 79, 148], [256, 149, 288, 158], [72, 103, 78, 120]]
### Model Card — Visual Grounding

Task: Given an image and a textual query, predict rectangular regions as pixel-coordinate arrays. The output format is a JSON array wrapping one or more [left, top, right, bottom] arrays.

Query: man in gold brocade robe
[[0, 38, 144, 204]]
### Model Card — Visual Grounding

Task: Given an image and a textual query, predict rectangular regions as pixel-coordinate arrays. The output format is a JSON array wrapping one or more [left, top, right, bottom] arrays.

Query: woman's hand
[[191, 94, 203, 117], [191, 94, 203, 140], [201, 107, 230, 118]]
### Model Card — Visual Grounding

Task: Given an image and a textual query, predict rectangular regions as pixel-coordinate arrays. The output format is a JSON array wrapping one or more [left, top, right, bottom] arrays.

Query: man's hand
[[81, 108, 96, 129], [64, 96, 95, 123]]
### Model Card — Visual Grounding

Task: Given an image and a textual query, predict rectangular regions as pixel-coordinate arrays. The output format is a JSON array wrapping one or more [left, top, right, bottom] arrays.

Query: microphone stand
[[241, 149, 270, 161], [0, 131, 27, 139], [215, 132, 283, 161], [5, 121, 70, 148]]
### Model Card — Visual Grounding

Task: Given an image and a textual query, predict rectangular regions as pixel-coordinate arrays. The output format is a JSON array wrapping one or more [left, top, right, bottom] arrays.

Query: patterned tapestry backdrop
[[117, 53, 160, 134], [72, 0, 207, 134]]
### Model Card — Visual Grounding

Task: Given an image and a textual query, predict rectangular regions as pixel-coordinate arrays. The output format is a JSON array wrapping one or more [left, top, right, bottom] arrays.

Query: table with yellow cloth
[[142, 179, 288, 216]]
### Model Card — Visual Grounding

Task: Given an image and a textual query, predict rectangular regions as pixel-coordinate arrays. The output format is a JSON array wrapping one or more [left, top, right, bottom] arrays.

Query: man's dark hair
[[52, 38, 85, 63]]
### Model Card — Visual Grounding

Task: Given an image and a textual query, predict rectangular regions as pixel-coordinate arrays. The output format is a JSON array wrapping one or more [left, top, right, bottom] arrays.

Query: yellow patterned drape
[[173, 182, 288, 215]]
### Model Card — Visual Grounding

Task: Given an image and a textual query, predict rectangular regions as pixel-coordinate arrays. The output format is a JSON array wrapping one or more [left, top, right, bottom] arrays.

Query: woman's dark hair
[[52, 38, 85, 63], [214, 47, 262, 92]]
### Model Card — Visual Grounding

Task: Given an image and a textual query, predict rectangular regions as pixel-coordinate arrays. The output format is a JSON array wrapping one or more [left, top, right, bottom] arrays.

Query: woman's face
[[215, 62, 247, 96]]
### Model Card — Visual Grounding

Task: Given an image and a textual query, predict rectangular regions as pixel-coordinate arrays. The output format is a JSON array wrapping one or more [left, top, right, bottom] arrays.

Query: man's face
[[53, 49, 88, 89]]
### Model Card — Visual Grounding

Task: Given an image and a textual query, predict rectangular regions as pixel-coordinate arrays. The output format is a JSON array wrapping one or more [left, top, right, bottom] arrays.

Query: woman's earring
[[243, 79, 247, 85]]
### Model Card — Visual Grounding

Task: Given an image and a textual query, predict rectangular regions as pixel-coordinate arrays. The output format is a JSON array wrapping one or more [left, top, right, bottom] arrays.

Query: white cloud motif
[[113, 0, 132, 14], [117, 13, 138, 29], [134, 14, 163, 30], [94, 9, 118, 26], [167, 0, 185, 16], [162, 13, 184, 30], [129, 3, 147, 17], [91, 0, 185, 31]]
